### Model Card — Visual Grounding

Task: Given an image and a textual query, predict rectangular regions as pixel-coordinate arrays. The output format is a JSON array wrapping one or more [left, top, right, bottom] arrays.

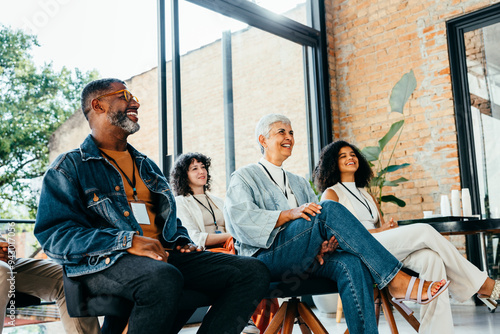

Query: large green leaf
[[378, 120, 404, 151], [389, 69, 417, 114], [383, 177, 409, 187], [369, 176, 383, 188], [378, 163, 410, 177], [381, 195, 406, 207], [361, 146, 381, 161]]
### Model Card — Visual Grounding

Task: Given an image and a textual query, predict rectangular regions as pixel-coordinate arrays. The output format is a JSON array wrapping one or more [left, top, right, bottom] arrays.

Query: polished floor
[[4, 303, 499, 333]]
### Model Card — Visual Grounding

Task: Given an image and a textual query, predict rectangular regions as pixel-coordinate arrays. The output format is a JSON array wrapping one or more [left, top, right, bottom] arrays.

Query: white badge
[[131, 202, 150, 225]]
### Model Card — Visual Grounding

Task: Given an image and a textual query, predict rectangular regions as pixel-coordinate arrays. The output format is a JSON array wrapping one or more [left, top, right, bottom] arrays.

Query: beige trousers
[[374, 223, 488, 334], [0, 257, 100, 334]]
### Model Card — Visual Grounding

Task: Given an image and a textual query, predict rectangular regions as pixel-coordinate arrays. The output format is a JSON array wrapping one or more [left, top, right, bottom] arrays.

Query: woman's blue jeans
[[256, 200, 402, 334]]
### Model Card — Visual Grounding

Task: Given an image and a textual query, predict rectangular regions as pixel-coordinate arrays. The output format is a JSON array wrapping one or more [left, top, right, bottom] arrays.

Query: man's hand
[[0, 242, 10, 263], [175, 243, 203, 253], [316, 236, 339, 265], [126, 235, 169, 262]]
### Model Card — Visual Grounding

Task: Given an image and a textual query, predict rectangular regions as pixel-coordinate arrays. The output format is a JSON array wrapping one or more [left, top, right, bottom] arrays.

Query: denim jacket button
[[115, 186, 120, 191], [124, 211, 130, 217], [105, 257, 110, 264]]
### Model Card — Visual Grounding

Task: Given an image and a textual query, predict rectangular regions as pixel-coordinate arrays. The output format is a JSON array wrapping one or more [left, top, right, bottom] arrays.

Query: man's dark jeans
[[78, 251, 270, 334]]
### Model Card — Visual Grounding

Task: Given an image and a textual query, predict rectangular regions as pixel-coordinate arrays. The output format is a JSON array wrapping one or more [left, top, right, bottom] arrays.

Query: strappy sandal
[[391, 277, 450, 315], [478, 279, 500, 313]]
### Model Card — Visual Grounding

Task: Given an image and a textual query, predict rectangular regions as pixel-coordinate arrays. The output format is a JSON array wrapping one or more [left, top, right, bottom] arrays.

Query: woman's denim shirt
[[224, 164, 318, 257], [35, 135, 191, 277]]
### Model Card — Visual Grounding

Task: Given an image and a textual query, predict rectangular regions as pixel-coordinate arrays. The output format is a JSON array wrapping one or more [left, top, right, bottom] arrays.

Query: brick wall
[[324, 0, 499, 224]]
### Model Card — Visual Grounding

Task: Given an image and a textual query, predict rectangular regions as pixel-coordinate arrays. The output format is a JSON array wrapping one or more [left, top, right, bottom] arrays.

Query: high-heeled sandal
[[391, 277, 450, 315], [478, 279, 500, 312]]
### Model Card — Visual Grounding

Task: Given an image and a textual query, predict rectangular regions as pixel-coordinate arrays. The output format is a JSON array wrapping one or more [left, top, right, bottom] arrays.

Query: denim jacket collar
[[79, 134, 147, 162]]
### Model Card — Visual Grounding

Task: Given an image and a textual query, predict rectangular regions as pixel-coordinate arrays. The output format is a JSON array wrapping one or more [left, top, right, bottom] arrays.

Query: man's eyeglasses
[[95, 89, 139, 103]]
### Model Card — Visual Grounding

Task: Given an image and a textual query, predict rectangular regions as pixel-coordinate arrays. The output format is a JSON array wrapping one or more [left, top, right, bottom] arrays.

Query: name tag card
[[131, 202, 150, 225]]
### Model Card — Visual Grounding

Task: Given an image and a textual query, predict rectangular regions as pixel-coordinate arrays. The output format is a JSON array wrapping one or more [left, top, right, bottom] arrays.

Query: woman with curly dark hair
[[170, 152, 233, 251], [314, 140, 373, 193], [171, 152, 272, 334], [314, 140, 500, 334]]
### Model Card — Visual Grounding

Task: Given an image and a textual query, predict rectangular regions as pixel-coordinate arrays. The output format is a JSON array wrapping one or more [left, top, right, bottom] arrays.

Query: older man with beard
[[34, 78, 270, 334]]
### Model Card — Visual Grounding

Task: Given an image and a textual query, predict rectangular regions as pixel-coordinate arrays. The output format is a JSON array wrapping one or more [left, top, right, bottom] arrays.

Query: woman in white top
[[171, 153, 233, 251], [171, 152, 268, 334], [314, 140, 500, 334]]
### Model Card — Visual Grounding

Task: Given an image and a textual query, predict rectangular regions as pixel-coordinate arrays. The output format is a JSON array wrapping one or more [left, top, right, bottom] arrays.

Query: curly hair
[[314, 140, 373, 193], [170, 153, 212, 196]]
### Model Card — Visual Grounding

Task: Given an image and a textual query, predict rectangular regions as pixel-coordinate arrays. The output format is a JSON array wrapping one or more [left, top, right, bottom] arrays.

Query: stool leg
[[379, 288, 399, 334], [336, 295, 343, 323], [373, 289, 382, 326], [297, 302, 329, 334], [264, 301, 288, 334], [297, 316, 313, 334], [387, 292, 420, 332], [283, 299, 298, 334]]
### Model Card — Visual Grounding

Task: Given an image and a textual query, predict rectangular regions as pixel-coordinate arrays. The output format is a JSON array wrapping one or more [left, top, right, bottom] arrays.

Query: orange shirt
[[100, 148, 162, 241]]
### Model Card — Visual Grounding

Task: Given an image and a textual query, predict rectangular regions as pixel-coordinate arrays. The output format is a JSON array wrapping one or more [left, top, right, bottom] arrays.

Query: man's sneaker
[[241, 318, 260, 334]]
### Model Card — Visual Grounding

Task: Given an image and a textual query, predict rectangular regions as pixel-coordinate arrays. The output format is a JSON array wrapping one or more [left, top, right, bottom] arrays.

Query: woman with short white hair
[[224, 113, 449, 334]]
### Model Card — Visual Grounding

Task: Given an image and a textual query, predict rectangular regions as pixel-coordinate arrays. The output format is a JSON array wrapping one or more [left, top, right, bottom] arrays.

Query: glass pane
[[0, 0, 158, 80], [177, 1, 309, 197], [464, 23, 500, 219], [465, 23, 500, 278]]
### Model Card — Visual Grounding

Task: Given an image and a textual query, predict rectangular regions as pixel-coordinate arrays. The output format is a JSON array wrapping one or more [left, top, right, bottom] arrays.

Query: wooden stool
[[264, 297, 328, 334], [265, 278, 339, 334], [339, 288, 420, 334]]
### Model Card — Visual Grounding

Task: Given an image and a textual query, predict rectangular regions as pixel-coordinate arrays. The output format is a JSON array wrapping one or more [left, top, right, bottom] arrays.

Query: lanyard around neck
[[339, 182, 373, 218], [259, 162, 288, 199], [100, 149, 138, 201], [193, 195, 218, 229]]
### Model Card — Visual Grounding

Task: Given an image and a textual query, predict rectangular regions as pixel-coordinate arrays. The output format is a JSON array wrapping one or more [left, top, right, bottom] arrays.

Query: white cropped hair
[[255, 114, 291, 154]]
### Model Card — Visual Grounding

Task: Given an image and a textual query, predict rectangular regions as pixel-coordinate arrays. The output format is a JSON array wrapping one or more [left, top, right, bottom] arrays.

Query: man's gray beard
[[107, 110, 140, 134]]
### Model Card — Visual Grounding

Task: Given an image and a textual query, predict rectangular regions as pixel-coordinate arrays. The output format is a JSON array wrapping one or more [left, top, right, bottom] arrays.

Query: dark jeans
[[78, 251, 270, 334]]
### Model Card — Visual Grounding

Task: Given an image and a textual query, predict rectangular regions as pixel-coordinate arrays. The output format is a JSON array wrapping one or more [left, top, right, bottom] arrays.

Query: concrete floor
[[4, 303, 499, 333]]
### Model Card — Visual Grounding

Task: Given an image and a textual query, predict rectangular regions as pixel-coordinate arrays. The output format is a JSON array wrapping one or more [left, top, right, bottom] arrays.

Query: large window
[[447, 3, 500, 278], [158, 0, 331, 195]]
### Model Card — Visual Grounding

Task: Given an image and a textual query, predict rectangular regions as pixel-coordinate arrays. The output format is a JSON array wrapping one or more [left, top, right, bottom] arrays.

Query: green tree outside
[[0, 26, 98, 218]]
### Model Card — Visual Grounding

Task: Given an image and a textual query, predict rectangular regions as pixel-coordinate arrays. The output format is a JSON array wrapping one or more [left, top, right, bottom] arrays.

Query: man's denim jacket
[[35, 135, 192, 277]]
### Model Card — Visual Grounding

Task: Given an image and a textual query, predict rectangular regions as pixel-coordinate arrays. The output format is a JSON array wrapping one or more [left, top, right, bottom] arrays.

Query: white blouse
[[331, 182, 379, 230], [259, 157, 298, 209]]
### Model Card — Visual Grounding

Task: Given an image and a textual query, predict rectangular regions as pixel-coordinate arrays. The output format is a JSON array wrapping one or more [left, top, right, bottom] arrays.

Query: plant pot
[[312, 293, 338, 317]]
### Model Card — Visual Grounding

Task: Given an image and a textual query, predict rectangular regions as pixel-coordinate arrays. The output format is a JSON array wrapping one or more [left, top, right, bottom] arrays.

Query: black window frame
[[447, 2, 500, 270], [447, 2, 500, 215], [157, 0, 332, 177]]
